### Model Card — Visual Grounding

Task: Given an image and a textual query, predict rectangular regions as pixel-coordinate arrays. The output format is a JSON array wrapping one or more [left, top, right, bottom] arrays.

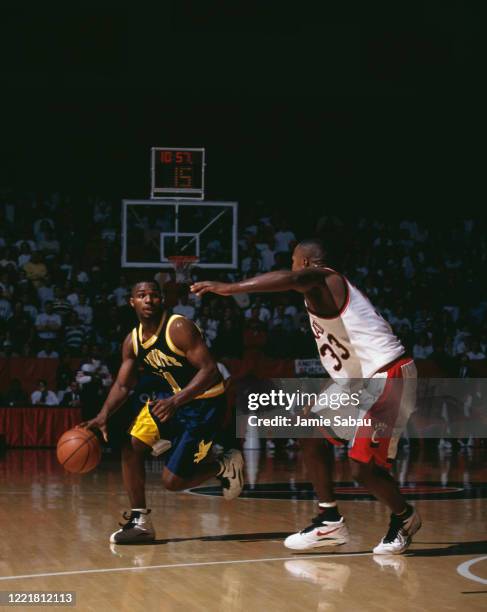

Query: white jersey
[[306, 272, 405, 379]]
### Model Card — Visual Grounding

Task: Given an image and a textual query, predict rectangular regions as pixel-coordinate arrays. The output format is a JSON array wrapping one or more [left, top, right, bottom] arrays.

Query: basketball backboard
[[121, 199, 238, 269]]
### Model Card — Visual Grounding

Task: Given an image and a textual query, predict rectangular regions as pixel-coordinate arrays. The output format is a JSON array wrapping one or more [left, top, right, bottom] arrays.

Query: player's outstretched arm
[[78, 333, 138, 441], [150, 317, 222, 423], [190, 269, 330, 297]]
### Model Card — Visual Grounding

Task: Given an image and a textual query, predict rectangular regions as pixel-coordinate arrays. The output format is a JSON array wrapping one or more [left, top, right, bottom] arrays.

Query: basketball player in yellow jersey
[[80, 280, 244, 544]]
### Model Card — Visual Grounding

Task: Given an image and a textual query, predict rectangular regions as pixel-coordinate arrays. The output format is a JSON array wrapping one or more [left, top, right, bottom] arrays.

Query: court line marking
[[0, 552, 372, 582], [457, 556, 487, 586], [1, 490, 481, 505]]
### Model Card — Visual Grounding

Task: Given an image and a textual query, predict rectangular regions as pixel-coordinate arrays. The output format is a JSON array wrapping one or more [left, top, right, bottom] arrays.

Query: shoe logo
[[194, 439, 212, 463], [316, 527, 340, 538]]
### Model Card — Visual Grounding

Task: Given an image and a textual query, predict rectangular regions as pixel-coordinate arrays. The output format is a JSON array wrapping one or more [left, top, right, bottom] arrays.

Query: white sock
[[318, 501, 337, 508], [131, 508, 151, 524]]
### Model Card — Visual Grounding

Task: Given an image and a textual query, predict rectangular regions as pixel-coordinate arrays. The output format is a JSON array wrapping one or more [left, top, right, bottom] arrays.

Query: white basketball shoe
[[373, 505, 421, 555], [284, 515, 349, 551], [218, 449, 244, 500], [109, 509, 155, 544]]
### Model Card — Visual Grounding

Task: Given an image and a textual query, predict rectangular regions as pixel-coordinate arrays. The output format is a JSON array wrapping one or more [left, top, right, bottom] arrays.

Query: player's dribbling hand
[[78, 414, 108, 442], [150, 398, 177, 424], [190, 281, 231, 297]]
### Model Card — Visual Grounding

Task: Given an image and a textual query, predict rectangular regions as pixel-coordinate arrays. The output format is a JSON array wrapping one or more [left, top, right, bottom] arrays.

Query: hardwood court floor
[[0, 445, 486, 611]]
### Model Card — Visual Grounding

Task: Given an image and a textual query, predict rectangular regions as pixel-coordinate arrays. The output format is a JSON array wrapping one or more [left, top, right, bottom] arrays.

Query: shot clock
[[151, 147, 205, 199]]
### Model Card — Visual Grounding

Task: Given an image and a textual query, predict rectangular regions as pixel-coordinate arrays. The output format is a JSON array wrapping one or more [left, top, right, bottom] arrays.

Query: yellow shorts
[[127, 393, 225, 476], [129, 401, 160, 447]]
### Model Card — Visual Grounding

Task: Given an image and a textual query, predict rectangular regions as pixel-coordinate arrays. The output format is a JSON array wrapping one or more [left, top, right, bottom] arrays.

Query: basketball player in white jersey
[[191, 239, 421, 554]]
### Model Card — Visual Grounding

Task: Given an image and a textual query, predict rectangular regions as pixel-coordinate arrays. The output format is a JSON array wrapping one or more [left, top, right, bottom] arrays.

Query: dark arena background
[[0, 3, 486, 611]]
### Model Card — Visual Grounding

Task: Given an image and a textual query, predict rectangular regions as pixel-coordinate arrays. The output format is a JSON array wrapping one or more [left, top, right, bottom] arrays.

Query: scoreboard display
[[151, 147, 205, 199]]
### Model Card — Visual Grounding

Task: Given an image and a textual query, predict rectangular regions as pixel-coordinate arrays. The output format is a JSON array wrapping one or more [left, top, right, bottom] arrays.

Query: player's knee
[[162, 472, 185, 491], [129, 436, 150, 454], [350, 459, 370, 482]]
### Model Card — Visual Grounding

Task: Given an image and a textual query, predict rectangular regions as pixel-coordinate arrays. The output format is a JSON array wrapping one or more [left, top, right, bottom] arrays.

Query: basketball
[[56, 428, 102, 474]]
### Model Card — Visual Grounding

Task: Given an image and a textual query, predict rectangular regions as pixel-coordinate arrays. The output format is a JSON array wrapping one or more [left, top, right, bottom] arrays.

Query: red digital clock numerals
[[160, 151, 193, 164]]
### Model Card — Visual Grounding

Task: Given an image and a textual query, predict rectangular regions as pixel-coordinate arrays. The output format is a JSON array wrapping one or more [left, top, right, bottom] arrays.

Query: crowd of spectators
[[1, 190, 486, 409]]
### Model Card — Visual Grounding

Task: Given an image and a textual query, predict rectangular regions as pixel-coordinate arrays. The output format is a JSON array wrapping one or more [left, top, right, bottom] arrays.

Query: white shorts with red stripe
[[313, 356, 417, 468]]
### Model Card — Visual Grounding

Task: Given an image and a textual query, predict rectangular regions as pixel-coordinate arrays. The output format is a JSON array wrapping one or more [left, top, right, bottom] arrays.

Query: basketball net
[[168, 255, 199, 284]]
